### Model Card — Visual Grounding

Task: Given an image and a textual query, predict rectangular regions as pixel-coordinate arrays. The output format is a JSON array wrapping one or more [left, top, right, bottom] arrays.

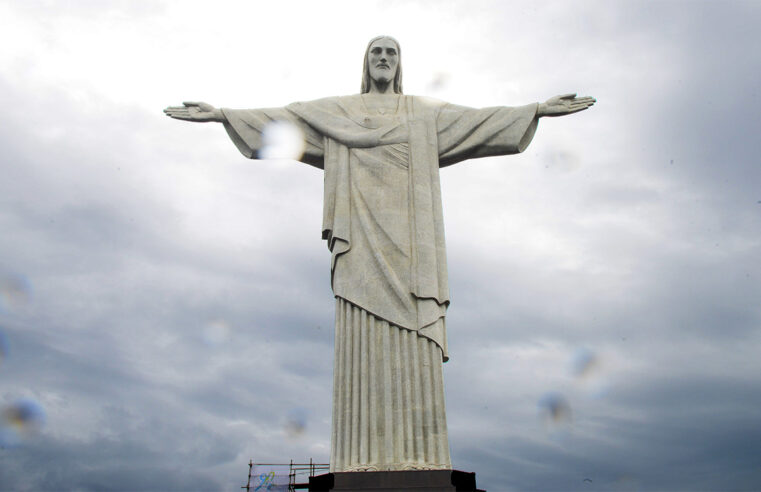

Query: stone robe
[[221, 95, 538, 471]]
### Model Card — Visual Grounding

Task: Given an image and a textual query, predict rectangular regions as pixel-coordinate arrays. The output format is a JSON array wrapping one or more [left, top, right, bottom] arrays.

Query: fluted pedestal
[[331, 299, 451, 472]]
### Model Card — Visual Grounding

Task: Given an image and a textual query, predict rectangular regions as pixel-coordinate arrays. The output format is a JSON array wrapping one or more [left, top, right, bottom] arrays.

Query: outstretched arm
[[537, 93, 595, 117], [163, 101, 226, 122]]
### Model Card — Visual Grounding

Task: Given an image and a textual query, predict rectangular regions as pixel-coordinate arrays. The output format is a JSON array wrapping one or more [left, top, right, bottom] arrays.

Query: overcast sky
[[1, 1, 760, 490]]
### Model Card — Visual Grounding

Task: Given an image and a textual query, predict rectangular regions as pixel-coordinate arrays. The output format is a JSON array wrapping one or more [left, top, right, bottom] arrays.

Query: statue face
[[367, 38, 399, 86]]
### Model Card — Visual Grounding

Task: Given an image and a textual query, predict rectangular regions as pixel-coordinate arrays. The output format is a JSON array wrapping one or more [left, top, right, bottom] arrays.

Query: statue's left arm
[[537, 93, 596, 118], [436, 93, 594, 167]]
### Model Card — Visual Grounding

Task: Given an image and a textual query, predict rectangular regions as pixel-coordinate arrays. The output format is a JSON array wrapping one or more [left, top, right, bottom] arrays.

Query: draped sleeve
[[220, 107, 326, 169], [436, 103, 539, 167]]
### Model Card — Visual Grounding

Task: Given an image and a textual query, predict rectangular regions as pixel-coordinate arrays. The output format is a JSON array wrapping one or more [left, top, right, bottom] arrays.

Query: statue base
[[307, 469, 485, 491]]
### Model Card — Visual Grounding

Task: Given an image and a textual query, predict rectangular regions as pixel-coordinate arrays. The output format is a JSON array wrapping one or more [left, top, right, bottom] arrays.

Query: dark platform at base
[[307, 470, 485, 491]]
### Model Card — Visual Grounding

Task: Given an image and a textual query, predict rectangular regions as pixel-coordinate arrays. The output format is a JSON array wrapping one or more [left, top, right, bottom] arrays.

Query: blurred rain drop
[[570, 347, 610, 396], [0, 399, 46, 447], [426, 72, 450, 92], [571, 347, 599, 379], [203, 319, 231, 347], [0, 274, 31, 313], [0, 330, 8, 367], [284, 407, 307, 438], [538, 392, 572, 426], [260, 120, 306, 160], [613, 474, 639, 491]]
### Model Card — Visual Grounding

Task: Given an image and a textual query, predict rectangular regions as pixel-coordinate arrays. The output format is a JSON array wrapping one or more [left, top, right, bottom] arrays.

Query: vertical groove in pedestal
[[382, 319, 393, 464], [368, 314, 377, 464], [359, 308, 369, 464], [342, 301, 352, 469], [330, 299, 340, 472], [401, 329, 413, 461], [421, 339, 434, 463], [431, 341, 450, 466], [392, 327, 403, 463], [350, 303, 360, 464], [330, 298, 451, 472], [410, 330, 423, 464]]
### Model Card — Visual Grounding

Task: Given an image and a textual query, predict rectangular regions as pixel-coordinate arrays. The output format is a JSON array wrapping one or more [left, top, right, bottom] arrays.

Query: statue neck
[[368, 78, 395, 94]]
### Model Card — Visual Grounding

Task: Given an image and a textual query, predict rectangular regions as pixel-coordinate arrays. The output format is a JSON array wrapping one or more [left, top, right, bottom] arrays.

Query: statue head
[[361, 36, 403, 94]]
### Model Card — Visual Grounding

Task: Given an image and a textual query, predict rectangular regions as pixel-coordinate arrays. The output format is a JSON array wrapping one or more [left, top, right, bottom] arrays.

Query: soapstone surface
[[164, 35, 594, 473]]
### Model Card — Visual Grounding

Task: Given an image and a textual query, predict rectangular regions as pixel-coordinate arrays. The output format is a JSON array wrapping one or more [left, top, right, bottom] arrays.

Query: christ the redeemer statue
[[165, 35, 594, 474]]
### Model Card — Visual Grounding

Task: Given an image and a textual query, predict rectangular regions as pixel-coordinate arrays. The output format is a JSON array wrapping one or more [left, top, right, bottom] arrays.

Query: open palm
[[163, 101, 222, 122], [539, 93, 596, 117]]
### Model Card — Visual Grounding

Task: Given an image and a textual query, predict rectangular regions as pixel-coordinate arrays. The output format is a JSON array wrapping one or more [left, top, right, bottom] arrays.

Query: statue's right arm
[[168, 102, 326, 168], [163, 102, 226, 123]]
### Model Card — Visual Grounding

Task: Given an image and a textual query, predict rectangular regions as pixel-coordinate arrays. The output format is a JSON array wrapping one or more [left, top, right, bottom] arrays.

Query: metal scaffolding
[[242, 459, 329, 491]]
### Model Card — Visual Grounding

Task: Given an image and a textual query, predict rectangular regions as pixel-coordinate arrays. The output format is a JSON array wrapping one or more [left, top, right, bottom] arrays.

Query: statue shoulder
[[408, 95, 447, 108], [405, 95, 448, 120], [287, 95, 343, 110]]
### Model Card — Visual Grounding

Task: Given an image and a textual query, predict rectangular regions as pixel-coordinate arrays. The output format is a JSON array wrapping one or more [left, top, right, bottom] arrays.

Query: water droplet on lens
[[0, 399, 46, 447], [538, 392, 572, 425], [0, 331, 8, 367], [0, 274, 31, 313], [426, 72, 450, 92], [571, 347, 599, 379], [613, 474, 639, 491], [203, 319, 231, 347], [570, 347, 610, 396], [260, 121, 306, 160], [284, 407, 307, 438]]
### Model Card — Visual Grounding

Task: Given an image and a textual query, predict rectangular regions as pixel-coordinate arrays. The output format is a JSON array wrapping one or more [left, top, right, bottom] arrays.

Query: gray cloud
[[1, 1, 760, 491]]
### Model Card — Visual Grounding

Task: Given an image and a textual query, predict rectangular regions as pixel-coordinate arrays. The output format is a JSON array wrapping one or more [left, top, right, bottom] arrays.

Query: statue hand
[[537, 93, 596, 117], [163, 101, 225, 122]]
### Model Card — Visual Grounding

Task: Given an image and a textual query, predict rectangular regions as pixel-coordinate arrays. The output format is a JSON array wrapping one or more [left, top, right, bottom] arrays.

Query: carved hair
[[361, 36, 403, 94]]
